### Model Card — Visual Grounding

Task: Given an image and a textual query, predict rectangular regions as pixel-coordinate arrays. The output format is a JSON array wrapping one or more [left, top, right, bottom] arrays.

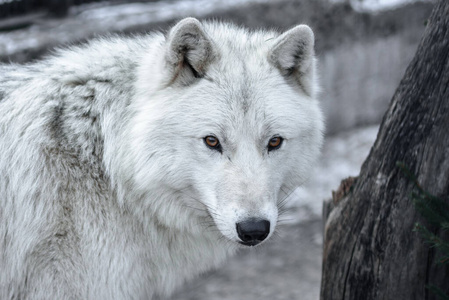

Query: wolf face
[[127, 18, 323, 247]]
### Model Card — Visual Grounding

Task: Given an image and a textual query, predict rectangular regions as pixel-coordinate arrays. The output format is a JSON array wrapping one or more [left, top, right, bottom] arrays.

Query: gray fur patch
[[50, 102, 66, 140], [240, 62, 251, 115]]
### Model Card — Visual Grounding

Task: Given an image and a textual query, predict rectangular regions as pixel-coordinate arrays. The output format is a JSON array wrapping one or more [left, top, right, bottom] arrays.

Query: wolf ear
[[269, 25, 316, 97], [164, 18, 215, 85]]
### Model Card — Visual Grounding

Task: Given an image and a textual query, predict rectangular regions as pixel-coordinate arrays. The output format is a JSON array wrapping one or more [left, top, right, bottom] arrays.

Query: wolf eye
[[204, 136, 222, 153], [267, 136, 283, 152]]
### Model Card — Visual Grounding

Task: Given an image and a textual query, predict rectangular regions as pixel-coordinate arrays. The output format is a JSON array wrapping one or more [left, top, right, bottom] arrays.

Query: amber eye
[[204, 136, 222, 153], [267, 136, 283, 152]]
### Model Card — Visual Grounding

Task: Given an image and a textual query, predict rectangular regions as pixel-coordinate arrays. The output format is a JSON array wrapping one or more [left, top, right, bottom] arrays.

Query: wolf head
[[125, 18, 323, 247]]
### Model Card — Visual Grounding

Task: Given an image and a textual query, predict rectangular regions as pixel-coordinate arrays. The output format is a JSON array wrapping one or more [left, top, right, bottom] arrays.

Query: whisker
[[277, 217, 295, 224]]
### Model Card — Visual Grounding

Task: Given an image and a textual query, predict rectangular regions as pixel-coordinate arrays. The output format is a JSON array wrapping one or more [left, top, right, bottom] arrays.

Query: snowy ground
[[0, 0, 433, 58], [0, 0, 278, 57], [73, 0, 277, 23], [330, 0, 433, 11]]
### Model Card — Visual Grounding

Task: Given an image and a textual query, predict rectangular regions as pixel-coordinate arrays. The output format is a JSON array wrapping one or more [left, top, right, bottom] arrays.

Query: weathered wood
[[321, 0, 449, 299]]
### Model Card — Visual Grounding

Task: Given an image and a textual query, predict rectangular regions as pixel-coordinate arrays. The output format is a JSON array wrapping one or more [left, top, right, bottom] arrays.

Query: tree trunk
[[320, 1, 449, 299]]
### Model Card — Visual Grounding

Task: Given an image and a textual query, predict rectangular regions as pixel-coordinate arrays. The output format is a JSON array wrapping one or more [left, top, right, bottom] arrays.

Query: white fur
[[0, 18, 323, 299]]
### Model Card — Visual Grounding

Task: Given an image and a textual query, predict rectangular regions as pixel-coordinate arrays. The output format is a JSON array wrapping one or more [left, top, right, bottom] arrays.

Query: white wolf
[[0, 18, 323, 299]]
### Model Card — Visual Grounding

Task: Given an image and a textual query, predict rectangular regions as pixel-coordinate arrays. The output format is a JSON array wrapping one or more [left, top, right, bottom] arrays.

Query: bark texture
[[321, 1, 449, 299]]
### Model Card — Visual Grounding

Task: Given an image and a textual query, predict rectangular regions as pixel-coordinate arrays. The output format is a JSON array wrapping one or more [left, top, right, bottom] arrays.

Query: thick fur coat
[[0, 18, 323, 299]]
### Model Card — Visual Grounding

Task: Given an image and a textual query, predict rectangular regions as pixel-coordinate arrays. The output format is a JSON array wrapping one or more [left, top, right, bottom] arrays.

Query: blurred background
[[0, 0, 435, 299]]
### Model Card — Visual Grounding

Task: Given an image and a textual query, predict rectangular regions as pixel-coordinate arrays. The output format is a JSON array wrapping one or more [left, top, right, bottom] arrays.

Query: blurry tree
[[45, 0, 72, 17], [320, 0, 449, 299]]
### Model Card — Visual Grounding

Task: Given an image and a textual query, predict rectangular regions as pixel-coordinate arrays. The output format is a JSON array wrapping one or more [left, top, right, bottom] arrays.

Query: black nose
[[236, 219, 270, 246]]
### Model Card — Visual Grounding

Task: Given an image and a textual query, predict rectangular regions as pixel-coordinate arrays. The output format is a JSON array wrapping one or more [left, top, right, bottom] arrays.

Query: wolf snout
[[236, 219, 270, 246]]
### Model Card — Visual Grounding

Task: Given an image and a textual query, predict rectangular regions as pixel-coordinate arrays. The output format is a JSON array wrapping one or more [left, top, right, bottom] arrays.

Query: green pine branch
[[428, 285, 449, 300], [397, 162, 449, 299], [414, 223, 449, 265]]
